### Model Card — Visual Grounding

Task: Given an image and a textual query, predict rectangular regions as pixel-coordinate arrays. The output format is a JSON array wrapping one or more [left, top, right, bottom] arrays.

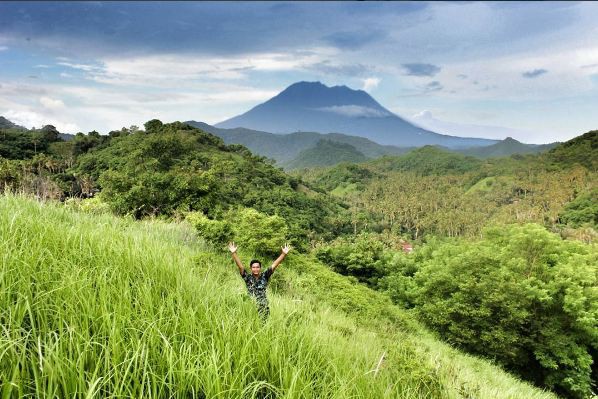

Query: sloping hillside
[[544, 130, 597, 170], [0, 195, 556, 398], [284, 139, 368, 170]]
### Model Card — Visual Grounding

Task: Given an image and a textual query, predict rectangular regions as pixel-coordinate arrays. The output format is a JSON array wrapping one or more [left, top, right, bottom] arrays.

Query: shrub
[[64, 196, 111, 215], [226, 207, 288, 257], [185, 211, 233, 245], [314, 232, 393, 287]]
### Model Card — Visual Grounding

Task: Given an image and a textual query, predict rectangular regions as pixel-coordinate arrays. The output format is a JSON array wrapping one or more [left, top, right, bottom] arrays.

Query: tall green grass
[[0, 195, 557, 398]]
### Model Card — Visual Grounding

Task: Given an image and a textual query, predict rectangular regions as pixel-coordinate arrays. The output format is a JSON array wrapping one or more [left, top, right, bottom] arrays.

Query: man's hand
[[282, 243, 291, 254], [229, 242, 244, 273], [271, 243, 291, 272]]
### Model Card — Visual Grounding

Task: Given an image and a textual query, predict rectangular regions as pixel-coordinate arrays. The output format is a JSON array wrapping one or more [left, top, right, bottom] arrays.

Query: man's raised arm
[[228, 242, 245, 275], [270, 243, 291, 272]]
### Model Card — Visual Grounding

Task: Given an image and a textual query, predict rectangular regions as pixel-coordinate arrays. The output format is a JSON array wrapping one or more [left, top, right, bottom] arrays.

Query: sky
[[1, 1, 598, 144]]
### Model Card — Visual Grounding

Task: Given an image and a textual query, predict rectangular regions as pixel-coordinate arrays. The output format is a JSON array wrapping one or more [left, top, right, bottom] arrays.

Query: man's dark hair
[[249, 259, 262, 267]]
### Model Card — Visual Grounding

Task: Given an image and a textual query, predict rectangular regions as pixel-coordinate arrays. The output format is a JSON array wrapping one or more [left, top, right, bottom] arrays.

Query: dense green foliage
[[0, 120, 352, 250], [385, 225, 597, 398], [544, 130, 597, 171], [315, 232, 393, 287], [313, 225, 597, 398], [301, 135, 596, 240], [0, 125, 61, 159], [302, 163, 377, 193], [299, 133, 597, 397], [0, 195, 558, 398], [559, 188, 598, 228], [0, 120, 353, 250], [188, 207, 290, 257], [369, 146, 483, 176], [185, 211, 234, 245]]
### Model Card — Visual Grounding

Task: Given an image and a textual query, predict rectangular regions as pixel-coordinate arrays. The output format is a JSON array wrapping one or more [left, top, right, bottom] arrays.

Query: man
[[228, 241, 291, 320]]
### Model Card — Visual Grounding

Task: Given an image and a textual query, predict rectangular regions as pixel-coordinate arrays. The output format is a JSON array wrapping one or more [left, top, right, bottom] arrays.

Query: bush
[[64, 197, 111, 215], [314, 232, 393, 287], [226, 207, 288, 257], [559, 188, 598, 228], [185, 211, 233, 245]]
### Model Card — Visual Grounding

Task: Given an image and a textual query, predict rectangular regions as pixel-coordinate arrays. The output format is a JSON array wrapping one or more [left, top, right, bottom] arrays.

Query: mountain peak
[[266, 81, 383, 111], [0, 116, 25, 129], [503, 137, 521, 144], [214, 81, 498, 148]]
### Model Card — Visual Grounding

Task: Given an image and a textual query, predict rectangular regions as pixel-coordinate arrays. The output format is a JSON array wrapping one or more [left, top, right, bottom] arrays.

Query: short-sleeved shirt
[[240, 267, 273, 308]]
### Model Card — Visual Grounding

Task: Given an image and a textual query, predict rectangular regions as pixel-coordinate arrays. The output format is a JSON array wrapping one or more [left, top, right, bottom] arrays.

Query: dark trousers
[[257, 303, 270, 322]]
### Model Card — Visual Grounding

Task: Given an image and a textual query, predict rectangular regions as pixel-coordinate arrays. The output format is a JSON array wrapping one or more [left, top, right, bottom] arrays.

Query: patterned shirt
[[240, 267, 274, 309]]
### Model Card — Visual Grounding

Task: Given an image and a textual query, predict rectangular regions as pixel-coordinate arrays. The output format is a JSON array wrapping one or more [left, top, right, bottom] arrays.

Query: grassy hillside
[[0, 195, 557, 398]]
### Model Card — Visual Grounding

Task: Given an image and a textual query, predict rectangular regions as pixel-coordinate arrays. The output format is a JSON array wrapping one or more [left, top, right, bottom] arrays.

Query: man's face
[[251, 262, 261, 275]]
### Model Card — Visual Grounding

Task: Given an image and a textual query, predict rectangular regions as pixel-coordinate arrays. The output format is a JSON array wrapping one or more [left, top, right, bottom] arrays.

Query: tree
[[410, 224, 597, 398], [144, 119, 163, 134], [40, 125, 60, 142]]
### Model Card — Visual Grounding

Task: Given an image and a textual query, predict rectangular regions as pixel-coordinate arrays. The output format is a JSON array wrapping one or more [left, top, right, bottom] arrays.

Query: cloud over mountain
[[215, 81, 496, 148]]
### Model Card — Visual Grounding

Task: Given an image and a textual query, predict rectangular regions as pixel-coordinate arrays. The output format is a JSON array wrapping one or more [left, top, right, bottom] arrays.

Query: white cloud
[[39, 96, 65, 110], [0, 46, 8, 51], [318, 105, 390, 118], [0, 78, 281, 133], [57, 61, 100, 72], [3, 109, 80, 132], [78, 50, 335, 88], [362, 77, 380, 91], [413, 110, 433, 120]]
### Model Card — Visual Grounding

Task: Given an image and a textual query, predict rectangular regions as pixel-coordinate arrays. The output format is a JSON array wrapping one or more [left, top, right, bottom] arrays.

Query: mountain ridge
[[215, 81, 499, 148], [456, 136, 558, 158], [186, 120, 412, 165]]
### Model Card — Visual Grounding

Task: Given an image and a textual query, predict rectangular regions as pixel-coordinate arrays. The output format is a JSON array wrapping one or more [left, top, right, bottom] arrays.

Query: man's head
[[250, 259, 262, 276]]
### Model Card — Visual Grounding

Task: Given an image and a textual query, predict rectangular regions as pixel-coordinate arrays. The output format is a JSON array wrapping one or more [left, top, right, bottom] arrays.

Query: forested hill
[[284, 139, 368, 170], [0, 119, 352, 247], [185, 120, 410, 165], [368, 145, 482, 175], [186, 120, 556, 169], [455, 137, 558, 159], [0, 116, 24, 129], [298, 129, 597, 240], [544, 129, 597, 170]]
